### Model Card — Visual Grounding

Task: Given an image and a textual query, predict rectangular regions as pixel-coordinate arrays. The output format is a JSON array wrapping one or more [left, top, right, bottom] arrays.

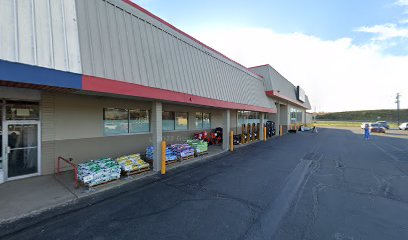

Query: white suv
[[399, 123, 408, 130]]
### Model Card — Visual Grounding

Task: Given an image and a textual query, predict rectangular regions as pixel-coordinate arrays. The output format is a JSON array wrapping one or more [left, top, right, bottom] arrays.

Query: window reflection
[[6, 101, 39, 120], [8, 125, 38, 149], [7, 124, 38, 178], [8, 148, 38, 178]]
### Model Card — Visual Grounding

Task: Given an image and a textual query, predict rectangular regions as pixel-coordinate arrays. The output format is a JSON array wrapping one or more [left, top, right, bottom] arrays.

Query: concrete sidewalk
[[0, 168, 159, 225], [0, 145, 227, 226], [0, 174, 76, 224]]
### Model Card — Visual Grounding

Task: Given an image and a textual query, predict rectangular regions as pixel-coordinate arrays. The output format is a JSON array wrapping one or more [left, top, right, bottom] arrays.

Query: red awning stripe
[[265, 90, 310, 109], [83, 75, 276, 113]]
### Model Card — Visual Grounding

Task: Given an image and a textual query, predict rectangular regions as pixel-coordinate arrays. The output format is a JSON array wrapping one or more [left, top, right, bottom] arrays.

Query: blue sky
[[132, 0, 408, 112], [134, 0, 408, 53]]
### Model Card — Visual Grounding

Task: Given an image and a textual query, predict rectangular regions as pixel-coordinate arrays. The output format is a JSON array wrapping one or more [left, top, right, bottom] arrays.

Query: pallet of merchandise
[[180, 155, 195, 161], [125, 165, 151, 176], [78, 158, 122, 189], [81, 178, 119, 189], [140, 154, 151, 163], [143, 157, 178, 166], [166, 159, 179, 166], [117, 154, 151, 177]]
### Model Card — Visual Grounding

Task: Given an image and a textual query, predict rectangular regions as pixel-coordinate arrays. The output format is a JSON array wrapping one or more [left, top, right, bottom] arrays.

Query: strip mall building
[[0, 0, 311, 183]]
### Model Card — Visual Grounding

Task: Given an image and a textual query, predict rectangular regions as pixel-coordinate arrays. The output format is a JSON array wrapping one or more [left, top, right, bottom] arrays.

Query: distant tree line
[[317, 109, 408, 122]]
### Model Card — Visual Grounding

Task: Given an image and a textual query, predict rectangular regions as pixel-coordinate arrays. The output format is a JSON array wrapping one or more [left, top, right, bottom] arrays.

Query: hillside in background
[[317, 109, 408, 122]]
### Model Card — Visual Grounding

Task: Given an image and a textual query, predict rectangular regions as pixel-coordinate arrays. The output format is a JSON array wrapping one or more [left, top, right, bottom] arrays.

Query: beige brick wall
[[40, 92, 56, 175]]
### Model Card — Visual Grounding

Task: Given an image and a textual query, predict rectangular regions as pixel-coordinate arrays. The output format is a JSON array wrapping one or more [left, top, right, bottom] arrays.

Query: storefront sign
[[16, 108, 30, 117]]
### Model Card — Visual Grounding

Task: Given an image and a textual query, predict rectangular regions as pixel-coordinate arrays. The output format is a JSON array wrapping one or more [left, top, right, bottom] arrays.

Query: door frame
[[0, 101, 4, 184], [3, 120, 42, 181]]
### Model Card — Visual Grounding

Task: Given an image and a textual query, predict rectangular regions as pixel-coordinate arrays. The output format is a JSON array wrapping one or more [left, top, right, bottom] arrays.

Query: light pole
[[396, 93, 401, 126]]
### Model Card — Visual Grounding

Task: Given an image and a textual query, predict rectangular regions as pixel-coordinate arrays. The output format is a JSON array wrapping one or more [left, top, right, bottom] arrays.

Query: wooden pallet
[[124, 166, 151, 176], [166, 160, 179, 166], [180, 155, 195, 161], [82, 178, 119, 189], [195, 151, 208, 157], [142, 155, 152, 164]]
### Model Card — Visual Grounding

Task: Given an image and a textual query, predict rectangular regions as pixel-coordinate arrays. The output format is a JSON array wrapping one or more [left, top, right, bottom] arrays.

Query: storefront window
[[237, 111, 260, 126], [129, 110, 150, 133], [162, 112, 188, 131], [6, 101, 39, 120], [175, 112, 188, 130], [163, 111, 175, 131], [238, 111, 248, 127], [0, 102, 2, 170], [104, 108, 151, 135], [203, 113, 211, 129], [195, 112, 211, 129], [104, 108, 129, 135], [195, 112, 203, 129], [248, 112, 260, 124], [290, 108, 303, 124]]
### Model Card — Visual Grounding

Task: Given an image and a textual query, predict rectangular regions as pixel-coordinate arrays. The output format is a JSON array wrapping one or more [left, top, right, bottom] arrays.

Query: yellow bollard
[[280, 126, 283, 136], [230, 131, 234, 152], [264, 127, 266, 141], [252, 123, 256, 142], [241, 124, 245, 144], [264, 127, 267, 141], [247, 124, 251, 143], [161, 141, 166, 175], [257, 123, 261, 140]]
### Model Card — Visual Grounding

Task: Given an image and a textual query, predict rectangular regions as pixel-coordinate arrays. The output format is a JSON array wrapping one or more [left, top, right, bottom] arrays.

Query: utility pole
[[396, 93, 401, 125]]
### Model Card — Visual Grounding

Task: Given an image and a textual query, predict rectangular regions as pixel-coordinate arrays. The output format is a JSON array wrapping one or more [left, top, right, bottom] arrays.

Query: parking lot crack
[[111, 198, 222, 221], [162, 174, 263, 213]]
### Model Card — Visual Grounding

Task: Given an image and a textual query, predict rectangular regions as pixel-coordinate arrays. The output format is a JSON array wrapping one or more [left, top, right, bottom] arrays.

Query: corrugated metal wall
[[250, 66, 274, 91], [0, 0, 81, 73], [251, 65, 311, 109], [75, 0, 273, 109], [252, 65, 298, 100], [250, 66, 272, 90]]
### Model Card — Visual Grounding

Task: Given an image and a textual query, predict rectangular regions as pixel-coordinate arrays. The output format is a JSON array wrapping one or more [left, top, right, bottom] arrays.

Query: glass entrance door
[[0, 102, 3, 183], [6, 122, 40, 179]]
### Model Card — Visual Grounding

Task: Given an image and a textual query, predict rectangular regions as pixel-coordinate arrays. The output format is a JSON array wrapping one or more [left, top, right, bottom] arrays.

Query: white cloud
[[395, 0, 408, 14], [400, 19, 408, 24], [395, 0, 408, 6], [191, 27, 408, 112], [356, 23, 408, 40]]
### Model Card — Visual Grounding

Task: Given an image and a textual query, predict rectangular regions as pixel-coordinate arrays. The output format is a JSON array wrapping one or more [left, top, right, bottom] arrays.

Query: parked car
[[376, 121, 390, 129], [399, 122, 408, 130], [104, 122, 118, 130], [369, 123, 386, 133]]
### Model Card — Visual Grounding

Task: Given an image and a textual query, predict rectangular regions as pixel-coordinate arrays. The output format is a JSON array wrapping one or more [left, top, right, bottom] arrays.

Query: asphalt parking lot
[[3, 127, 408, 240], [276, 127, 408, 240]]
